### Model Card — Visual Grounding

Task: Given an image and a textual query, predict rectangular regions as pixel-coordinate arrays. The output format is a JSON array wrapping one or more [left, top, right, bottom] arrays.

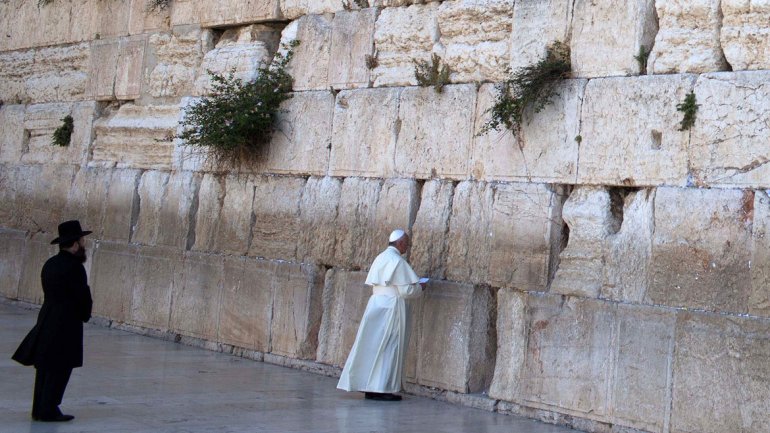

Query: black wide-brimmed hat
[[50, 220, 92, 245]]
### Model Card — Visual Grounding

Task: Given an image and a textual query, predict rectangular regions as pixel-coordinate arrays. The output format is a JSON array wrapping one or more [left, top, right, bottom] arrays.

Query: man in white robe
[[337, 229, 425, 401]]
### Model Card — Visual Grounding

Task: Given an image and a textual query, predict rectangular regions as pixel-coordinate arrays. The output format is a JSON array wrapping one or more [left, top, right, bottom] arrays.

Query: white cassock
[[337, 246, 423, 393]]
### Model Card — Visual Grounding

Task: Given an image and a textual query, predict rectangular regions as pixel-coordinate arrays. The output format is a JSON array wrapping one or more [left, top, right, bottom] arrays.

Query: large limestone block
[[445, 181, 493, 284], [266, 91, 334, 176], [648, 187, 753, 314], [280, 15, 333, 91], [751, 191, 770, 317], [146, 27, 209, 98], [17, 233, 56, 304], [371, 179, 420, 257], [249, 176, 306, 260], [197, 0, 282, 28], [92, 104, 180, 170], [571, 0, 657, 77], [21, 102, 96, 166], [509, 0, 573, 71], [578, 75, 696, 186], [191, 174, 225, 252], [689, 72, 770, 188], [192, 174, 256, 255], [411, 282, 495, 393], [372, 3, 440, 87], [218, 257, 274, 351], [722, 1, 770, 70], [90, 242, 138, 323], [281, 0, 343, 20], [63, 167, 112, 239], [0, 230, 26, 299], [93, 0, 132, 40], [333, 177, 381, 268], [115, 37, 147, 100], [89, 40, 121, 101], [437, 0, 512, 82], [329, 87, 401, 177], [471, 81, 584, 183], [0, 50, 33, 104], [16, 164, 78, 234], [102, 169, 141, 242], [649, 0, 729, 74], [316, 269, 370, 366], [297, 176, 342, 264], [130, 245, 182, 330], [488, 288, 527, 402], [128, 0, 171, 35], [410, 180, 454, 278], [170, 252, 223, 339], [328, 10, 377, 89], [671, 312, 770, 433], [519, 295, 616, 417], [489, 183, 566, 291], [0, 105, 27, 163], [133, 171, 200, 249], [269, 262, 325, 359], [0, 165, 20, 228], [395, 85, 475, 179], [193, 25, 279, 96]]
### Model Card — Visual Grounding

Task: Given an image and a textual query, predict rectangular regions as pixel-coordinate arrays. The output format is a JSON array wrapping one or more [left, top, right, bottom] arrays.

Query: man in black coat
[[12, 220, 93, 422]]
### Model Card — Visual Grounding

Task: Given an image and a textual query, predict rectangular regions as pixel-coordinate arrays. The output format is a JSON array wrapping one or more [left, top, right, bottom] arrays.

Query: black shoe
[[38, 414, 74, 422], [365, 392, 402, 401]]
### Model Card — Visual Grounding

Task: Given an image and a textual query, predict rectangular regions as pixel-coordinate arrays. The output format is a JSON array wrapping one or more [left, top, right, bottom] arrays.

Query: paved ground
[[0, 303, 578, 433]]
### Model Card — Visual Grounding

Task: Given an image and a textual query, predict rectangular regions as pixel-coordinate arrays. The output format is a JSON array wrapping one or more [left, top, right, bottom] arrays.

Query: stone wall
[[2, 0, 770, 432]]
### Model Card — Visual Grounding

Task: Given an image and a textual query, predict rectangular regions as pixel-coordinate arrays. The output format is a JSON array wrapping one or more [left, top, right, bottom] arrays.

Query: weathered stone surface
[[372, 178, 420, 256], [16, 164, 78, 234], [115, 36, 147, 100], [395, 85, 475, 179], [128, 0, 170, 35], [190, 174, 225, 252], [410, 180, 454, 279], [90, 242, 138, 323], [194, 25, 279, 96], [571, 0, 657, 77], [0, 230, 26, 299], [446, 181, 493, 284], [671, 312, 770, 433], [130, 245, 182, 330], [297, 176, 342, 265], [471, 81, 584, 183], [437, 0, 512, 82], [372, 3, 440, 87], [170, 251, 223, 339], [329, 87, 401, 177], [197, 0, 282, 28], [751, 190, 770, 318], [316, 269, 369, 367], [192, 174, 255, 255], [690, 71, 770, 188], [249, 176, 306, 260], [649, 0, 728, 74], [281, 0, 343, 20], [328, 10, 377, 89], [550, 187, 617, 298], [411, 281, 495, 393], [578, 75, 696, 186], [92, 104, 180, 170], [0, 165, 19, 228], [218, 256, 274, 351], [721, 1, 770, 71], [489, 183, 565, 291], [93, 0, 132, 40], [648, 187, 753, 314], [89, 40, 121, 101], [520, 295, 615, 417], [17, 233, 56, 304], [133, 170, 199, 249], [509, 0, 573, 71], [269, 262, 325, 359], [20, 102, 96, 166], [0, 105, 27, 163], [63, 167, 112, 239], [266, 91, 334, 176], [489, 288, 527, 402], [146, 27, 209, 98], [281, 15, 334, 91], [102, 169, 141, 242]]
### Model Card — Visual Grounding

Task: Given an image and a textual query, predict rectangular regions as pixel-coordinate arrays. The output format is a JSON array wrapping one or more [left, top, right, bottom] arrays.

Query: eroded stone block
[[249, 176, 306, 260], [21, 102, 96, 166], [215, 174, 256, 255], [446, 181, 493, 284], [721, 1, 770, 71], [130, 245, 182, 330], [191, 173, 226, 252], [269, 262, 325, 359], [334, 177, 381, 268], [329, 87, 401, 177], [115, 36, 147, 100], [280, 16, 334, 91], [218, 256, 274, 351], [128, 0, 170, 35], [146, 27, 209, 98], [0, 230, 26, 299], [578, 75, 695, 186], [16, 164, 78, 234], [198, 0, 282, 28], [649, 0, 728, 74], [170, 251, 223, 339], [297, 176, 341, 265], [0, 165, 20, 228], [90, 242, 138, 322], [88, 40, 120, 101], [102, 169, 141, 242], [751, 190, 770, 318], [281, 0, 343, 20], [647, 187, 753, 314], [0, 105, 26, 163], [17, 233, 56, 304], [63, 167, 111, 239], [488, 288, 527, 402], [410, 180, 454, 279], [395, 85, 475, 179], [690, 71, 770, 188], [316, 269, 370, 367], [133, 170, 199, 249], [509, 0, 573, 71], [329, 9, 377, 89], [94, 0, 132, 40]]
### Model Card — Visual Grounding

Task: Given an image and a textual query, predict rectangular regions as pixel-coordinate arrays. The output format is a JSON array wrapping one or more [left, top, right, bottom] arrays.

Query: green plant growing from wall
[[414, 53, 451, 93], [479, 41, 571, 136], [51, 115, 74, 147], [365, 53, 378, 70], [177, 41, 299, 166], [634, 45, 650, 74], [146, 0, 171, 12], [676, 91, 699, 131]]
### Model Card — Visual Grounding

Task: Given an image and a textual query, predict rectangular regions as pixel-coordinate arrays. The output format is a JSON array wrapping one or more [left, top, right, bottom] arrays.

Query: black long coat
[[12, 251, 93, 369]]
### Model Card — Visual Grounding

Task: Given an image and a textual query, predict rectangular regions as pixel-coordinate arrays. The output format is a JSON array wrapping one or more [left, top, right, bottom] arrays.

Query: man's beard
[[75, 247, 87, 264]]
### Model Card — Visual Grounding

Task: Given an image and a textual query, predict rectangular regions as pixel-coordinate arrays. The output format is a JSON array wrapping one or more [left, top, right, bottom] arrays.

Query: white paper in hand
[[418, 277, 430, 284]]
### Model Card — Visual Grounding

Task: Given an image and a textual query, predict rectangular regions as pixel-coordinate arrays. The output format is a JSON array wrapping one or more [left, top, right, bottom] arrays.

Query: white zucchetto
[[388, 229, 406, 242]]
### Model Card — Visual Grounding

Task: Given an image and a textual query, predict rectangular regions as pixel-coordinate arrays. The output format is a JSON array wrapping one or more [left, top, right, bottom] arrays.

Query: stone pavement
[[0, 303, 578, 433]]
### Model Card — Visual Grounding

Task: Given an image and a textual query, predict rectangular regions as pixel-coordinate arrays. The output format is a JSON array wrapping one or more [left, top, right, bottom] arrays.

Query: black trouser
[[32, 367, 72, 418]]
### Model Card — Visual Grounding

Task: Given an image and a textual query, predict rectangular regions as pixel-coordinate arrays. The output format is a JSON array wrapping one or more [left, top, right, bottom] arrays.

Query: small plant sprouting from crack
[[414, 53, 451, 94], [51, 115, 74, 147], [365, 53, 378, 70], [634, 45, 650, 75], [146, 0, 171, 13], [676, 91, 699, 131]]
